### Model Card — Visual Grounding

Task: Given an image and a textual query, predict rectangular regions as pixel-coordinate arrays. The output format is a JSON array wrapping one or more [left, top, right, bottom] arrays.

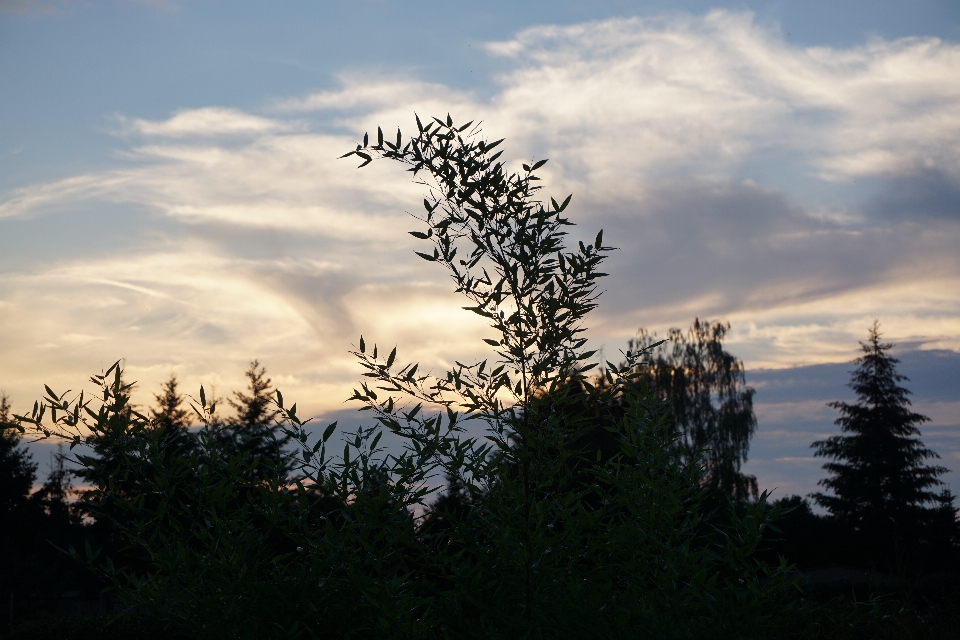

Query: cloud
[[273, 77, 472, 115], [2, 10, 959, 468], [0, 174, 114, 219], [484, 11, 960, 185], [119, 108, 295, 138], [868, 168, 960, 221]]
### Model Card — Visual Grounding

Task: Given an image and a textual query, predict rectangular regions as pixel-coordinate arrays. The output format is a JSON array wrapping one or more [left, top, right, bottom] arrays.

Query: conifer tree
[[150, 374, 191, 433], [211, 361, 292, 477], [74, 372, 143, 499], [811, 321, 956, 564], [149, 374, 195, 453], [29, 448, 79, 529]]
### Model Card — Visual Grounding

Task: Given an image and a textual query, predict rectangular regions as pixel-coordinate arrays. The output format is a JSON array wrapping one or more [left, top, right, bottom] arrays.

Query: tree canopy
[[629, 319, 758, 502], [812, 321, 956, 566]]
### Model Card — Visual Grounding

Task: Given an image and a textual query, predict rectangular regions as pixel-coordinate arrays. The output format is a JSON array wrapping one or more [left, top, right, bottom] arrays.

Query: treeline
[[625, 321, 960, 579], [0, 362, 293, 633], [4, 325, 958, 639], [1, 115, 958, 639], [2, 353, 788, 640]]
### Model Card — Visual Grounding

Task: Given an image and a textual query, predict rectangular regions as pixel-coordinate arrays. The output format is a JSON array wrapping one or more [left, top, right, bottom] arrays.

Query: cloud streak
[[118, 108, 295, 139]]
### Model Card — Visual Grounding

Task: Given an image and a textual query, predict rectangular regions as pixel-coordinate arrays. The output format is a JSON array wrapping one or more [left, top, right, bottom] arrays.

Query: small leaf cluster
[[344, 114, 608, 401]]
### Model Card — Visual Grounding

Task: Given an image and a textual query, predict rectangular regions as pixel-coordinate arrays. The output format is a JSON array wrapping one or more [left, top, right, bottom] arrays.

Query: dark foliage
[[1, 394, 104, 635], [1, 392, 37, 530], [148, 375, 192, 448], [628, 319, 758, 503], [811, 322, 959, 571], [205, 361, 292, 479], [15, 115, 959, 638], [7, 613, 188, 640]]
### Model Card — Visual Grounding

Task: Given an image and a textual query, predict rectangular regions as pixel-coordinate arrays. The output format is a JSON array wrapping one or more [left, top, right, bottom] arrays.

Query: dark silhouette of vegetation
[[810, 321, 958, 572], [1, 364, 305, 637], [11, 115, 793, 639], [1, 393, 103, 635], [755, 324, 960, 640], [1, 392, 36, 531], [204, 361, 291, 480], [629, 319, 758, 503], [5, 117, 958, 638], [148, 375, 192, 448]]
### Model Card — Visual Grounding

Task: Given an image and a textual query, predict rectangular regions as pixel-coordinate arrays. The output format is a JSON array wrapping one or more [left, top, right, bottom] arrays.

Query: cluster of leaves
[[14, 115, 792, 639]]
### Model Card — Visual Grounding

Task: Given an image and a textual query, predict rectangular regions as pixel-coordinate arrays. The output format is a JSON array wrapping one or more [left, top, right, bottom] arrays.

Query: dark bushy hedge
[[7, 614, 187, 640]]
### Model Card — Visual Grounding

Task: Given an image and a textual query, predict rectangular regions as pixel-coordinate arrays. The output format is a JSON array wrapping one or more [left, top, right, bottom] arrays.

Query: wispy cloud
[[273, 77, 473, 115], [1, 9, 959, 431], [484, 11, 960, 183], [118, 108, 295, 138]]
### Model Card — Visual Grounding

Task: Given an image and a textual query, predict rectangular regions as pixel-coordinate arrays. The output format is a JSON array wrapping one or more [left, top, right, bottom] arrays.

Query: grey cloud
[[245, 261, 362, 345], [590, 179, 960, 321], [747, 349, 960, 405], [867, 168, 960, 221], [4, 11, 960, 423]]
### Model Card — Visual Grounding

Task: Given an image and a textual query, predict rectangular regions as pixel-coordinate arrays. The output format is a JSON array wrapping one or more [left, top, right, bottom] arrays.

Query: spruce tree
[[811, 321, 956, 566], [29, 448, 80, 529], [149, 374, 195, 453], [210, 361, 292, 477], [150, 374, 191, 433], [629, 319, 758, 502]]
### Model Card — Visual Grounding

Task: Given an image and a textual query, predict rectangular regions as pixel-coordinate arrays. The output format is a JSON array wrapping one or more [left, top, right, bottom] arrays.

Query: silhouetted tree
[[811, 321, 957, 569], [1, 392, 38, 629], [629, 319, 758, 502], [74, 372, 144, 507], [148, 374, 196, 456], [420, 472, 474, 541], [2, 397, 98, 627], [150, 374, 191, 432], [207, 361, 292, 478], [0, 392, 37, 529], [29, 447, 79, 529]]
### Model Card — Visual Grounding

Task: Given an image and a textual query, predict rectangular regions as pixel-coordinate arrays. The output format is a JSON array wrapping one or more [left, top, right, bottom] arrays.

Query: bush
[[7, 613, 186, 640]]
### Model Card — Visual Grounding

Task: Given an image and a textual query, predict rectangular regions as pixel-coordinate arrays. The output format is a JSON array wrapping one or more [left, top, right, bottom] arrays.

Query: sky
[[2, 0, 959, 499]]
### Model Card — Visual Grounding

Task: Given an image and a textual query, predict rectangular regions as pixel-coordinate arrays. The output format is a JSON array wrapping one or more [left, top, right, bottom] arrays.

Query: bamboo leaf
[[323, 422, 338, 442]]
